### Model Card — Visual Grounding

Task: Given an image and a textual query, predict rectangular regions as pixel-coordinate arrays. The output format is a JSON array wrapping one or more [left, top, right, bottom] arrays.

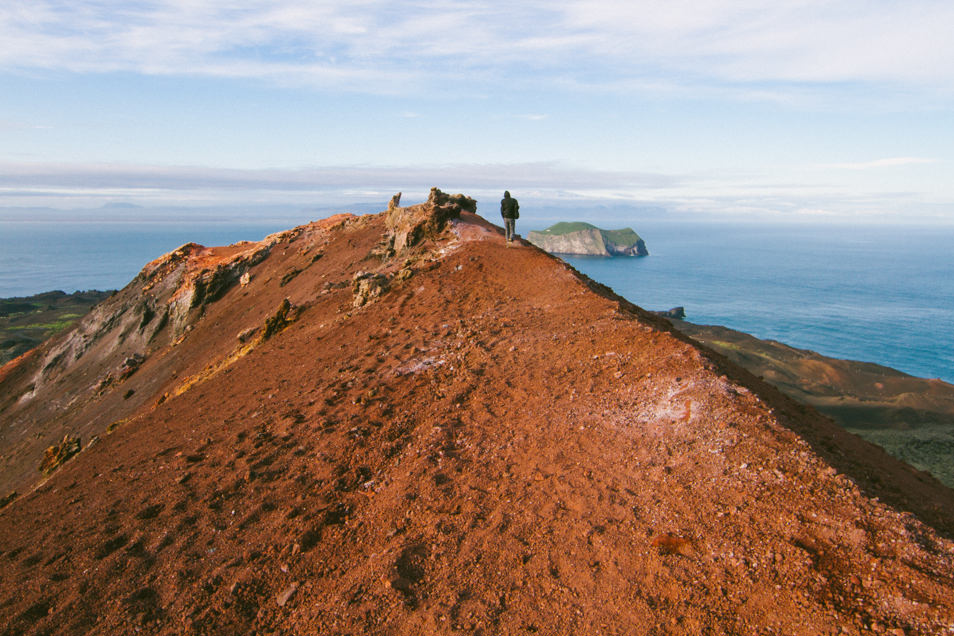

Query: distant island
[[527, 222, 648, 256]]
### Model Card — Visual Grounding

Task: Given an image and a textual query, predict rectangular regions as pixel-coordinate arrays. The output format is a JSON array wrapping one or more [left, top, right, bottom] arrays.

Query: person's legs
[[505, 218, 515, 241]]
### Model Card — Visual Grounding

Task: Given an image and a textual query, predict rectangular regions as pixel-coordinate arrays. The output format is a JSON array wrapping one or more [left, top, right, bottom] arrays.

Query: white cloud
[[0, 119, 52, 131], [1, 160, 950, 224], [823, 157, 939, 170], [560, 1, 954, 85], [0, 160, 677, 194], [2, 1, 953, 99], [0, 160, 682, 210]]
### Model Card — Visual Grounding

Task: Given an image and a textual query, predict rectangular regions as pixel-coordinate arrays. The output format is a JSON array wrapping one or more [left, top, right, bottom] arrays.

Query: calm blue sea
[[555, 220, 953, 384], [1, 218, 952, 383], [0, 221, 292, 299]]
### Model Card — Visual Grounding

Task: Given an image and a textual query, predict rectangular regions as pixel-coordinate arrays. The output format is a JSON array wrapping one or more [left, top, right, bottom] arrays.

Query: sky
[[1, 0, 954, 222]]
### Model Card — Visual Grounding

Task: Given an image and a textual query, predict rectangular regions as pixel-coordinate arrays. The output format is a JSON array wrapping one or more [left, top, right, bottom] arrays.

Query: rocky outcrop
[[352, 271, 391, 307], [18, 240, 272, 405], [384, 187, 476, 253], [527, 222, 648, 256], [150, 240, 274, 335], [653, 306, 686, 320], [260, 298, 295, 341], [38, 434, 81, 476], [0, 220, 339, 493]]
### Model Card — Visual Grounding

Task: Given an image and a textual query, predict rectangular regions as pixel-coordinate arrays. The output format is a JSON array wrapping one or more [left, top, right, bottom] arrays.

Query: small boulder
[[276, 582, 298, 607], [119, 353, 146, 380], [237, 326, 259, 343], [651, 532, 693, 556], [653, 307, 686, 320]]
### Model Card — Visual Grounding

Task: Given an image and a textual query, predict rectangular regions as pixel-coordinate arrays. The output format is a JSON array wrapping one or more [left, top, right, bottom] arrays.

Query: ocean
[[1, 217, 952, 383], [0, 220, 291, 299], [557, 219, 953, 384]]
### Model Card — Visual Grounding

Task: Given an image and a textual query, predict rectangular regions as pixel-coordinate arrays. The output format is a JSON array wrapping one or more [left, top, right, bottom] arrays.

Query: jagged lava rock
[[1, 192, 953, 635], [385, 187, 476, 253]]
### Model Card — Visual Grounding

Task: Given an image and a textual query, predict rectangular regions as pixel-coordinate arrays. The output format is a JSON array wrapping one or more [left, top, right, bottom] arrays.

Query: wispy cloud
[[0, 160, 674, 190], [2, 160, 949, 224], [823, 157, 939, 170], [0, 119, 52, 131], [0, 160, 680, 208], [2, 1, 953, 99]]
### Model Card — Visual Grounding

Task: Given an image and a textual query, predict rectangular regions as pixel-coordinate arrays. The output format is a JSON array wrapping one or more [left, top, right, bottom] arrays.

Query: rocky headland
[[1, 189, 953, 635], [527, 222, 648, 256]]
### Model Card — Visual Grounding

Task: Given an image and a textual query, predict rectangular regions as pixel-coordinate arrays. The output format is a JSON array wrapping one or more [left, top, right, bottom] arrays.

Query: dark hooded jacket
[[500, 191, 519, 219]]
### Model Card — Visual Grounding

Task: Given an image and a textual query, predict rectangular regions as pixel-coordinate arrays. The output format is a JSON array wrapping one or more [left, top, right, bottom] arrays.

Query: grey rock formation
[[527, 222, 647, 256]]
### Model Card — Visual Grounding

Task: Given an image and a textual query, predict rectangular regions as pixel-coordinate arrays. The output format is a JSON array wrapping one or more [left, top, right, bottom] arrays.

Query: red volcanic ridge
[[1, 188, 953, 635]]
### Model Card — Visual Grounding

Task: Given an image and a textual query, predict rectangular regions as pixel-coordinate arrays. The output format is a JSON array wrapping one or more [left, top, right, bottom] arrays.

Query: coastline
[[2, 216, 952, 383]]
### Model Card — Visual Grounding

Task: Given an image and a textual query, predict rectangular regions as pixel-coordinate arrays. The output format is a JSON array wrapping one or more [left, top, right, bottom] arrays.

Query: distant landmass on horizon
[[527, 221, 649, 256]]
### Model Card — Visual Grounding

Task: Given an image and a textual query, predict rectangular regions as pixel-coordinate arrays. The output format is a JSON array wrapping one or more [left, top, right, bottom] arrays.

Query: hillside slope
[[0, 290, 111, 366], [1, 190, 953, 635], [672, 320, 954, 488]]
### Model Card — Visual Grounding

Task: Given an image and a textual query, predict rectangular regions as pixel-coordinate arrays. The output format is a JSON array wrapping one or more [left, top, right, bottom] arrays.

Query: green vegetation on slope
[[857, 426, 954, 488], [601, 228, 643, 244], [671, 319, 954, 488], [534, 222, 643, 243], [0, 291, 111, 365], [535, 221, 599, 235]]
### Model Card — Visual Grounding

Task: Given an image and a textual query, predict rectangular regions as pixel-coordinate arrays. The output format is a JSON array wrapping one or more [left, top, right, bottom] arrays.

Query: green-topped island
[[527, 222, 648, 256]]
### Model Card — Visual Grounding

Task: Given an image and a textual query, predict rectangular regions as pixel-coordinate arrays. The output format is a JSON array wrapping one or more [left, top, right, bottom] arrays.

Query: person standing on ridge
[[500, 190, 519, 244]]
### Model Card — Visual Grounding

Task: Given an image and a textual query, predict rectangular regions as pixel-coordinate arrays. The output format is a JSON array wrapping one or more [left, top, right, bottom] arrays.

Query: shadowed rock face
[[1, 192, 954, 635], [0, 236, 284, 491]]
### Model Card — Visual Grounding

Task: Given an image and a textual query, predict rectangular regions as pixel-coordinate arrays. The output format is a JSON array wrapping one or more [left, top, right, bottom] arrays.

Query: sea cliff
[[527, 221, 648, 256]]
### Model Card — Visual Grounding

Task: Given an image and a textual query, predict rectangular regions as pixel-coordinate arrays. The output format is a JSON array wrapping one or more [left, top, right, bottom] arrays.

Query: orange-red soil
[[1, 201, 953, 635]]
